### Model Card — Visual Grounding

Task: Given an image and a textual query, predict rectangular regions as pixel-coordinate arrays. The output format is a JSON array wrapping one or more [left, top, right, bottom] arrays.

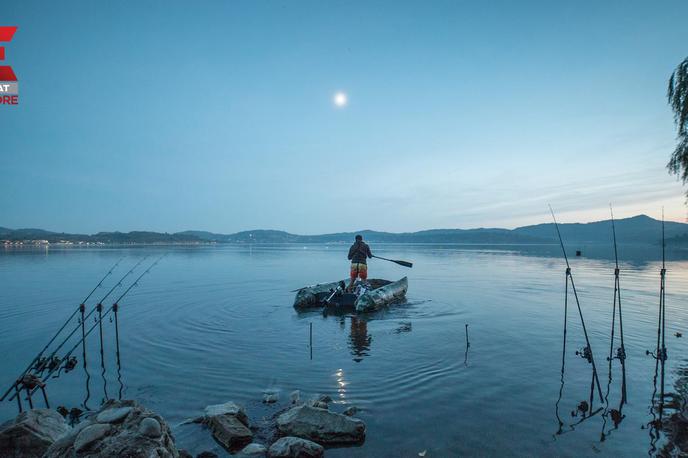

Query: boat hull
[[355, 277, 408, 312]]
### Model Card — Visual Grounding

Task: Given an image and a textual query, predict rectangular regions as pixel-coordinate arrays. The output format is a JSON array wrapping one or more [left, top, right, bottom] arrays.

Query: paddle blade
[[392, 260, 413, 268]]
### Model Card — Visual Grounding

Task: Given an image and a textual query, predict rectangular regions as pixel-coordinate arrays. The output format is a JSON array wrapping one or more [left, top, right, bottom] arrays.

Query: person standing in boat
[[347, 234, 373, 291]]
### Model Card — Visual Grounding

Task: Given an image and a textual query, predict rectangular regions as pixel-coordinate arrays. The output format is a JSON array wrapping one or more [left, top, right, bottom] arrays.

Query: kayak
[[293, 277, 408, 313]]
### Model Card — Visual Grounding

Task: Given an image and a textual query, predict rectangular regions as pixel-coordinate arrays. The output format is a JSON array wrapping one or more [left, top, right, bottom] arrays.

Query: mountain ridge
[[2, 214, 687, 245]]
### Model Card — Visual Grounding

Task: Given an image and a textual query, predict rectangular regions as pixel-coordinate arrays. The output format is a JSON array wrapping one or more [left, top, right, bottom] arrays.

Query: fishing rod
[[643, 209, 669, 453], [660, 211, 667, 417], [647, 210, 668, 416], [11, 255, 165, 403], [0, 257, 124, 402], [28, 257, 149, 377], [600, 207, 627, 442], [6, 257, 149, 404], [549, 205, 604, 403], [605, 205, 627, 405]]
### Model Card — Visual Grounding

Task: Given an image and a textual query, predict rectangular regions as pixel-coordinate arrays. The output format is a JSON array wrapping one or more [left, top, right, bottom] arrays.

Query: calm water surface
[[1, 244, 687, 457]]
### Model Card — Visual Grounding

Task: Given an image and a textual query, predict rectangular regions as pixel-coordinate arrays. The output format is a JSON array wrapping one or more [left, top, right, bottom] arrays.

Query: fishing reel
[[607, 346, 626, 362], [646, 347, 667, 361], [48, 356, 62, 372], [575, 345, 593, 364], [63, 356, 78, 373], [53, 356, 78, 378], [32, 357, 49, 373], [609, 409, 623, 427], [571, 400, 589, 417]]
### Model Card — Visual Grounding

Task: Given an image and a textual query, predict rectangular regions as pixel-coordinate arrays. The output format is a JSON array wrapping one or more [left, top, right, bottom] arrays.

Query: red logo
[[0, 26, 18, 105]]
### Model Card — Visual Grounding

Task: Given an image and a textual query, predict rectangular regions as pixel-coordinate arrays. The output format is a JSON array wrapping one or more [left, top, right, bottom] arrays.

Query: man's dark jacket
[[348, 241, 373, 264]]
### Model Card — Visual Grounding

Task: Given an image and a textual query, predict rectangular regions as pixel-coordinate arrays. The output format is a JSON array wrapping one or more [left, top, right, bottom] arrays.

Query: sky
[[1, 0, 688, 234]]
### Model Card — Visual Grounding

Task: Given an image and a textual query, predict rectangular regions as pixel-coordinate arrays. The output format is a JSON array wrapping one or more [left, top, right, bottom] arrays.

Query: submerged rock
[[196, 452, 219, 458], [342, 406, 359, 416], [43, 399, 179, 457], [276, 405, 365, 444], [0, 409, 70, 458], [267, 436, 324, 458], [207, 413, 253, 451], [290, 391, 301, 405], [263, 391, 279, 404]]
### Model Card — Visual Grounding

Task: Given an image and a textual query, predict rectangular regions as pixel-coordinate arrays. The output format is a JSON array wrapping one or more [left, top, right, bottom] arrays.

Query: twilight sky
[[1, 1, 688, 234]]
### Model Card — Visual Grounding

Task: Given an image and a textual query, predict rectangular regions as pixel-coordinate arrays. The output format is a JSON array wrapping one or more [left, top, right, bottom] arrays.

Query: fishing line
[[109, 254, 165, 400]]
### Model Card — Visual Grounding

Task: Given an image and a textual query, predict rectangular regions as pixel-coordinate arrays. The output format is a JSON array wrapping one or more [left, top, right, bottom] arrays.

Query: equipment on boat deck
[[293, 277, 408, 313]]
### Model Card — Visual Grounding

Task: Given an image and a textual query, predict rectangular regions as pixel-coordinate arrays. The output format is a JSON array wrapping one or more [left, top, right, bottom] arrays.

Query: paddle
[[372, 255, 413, 268]]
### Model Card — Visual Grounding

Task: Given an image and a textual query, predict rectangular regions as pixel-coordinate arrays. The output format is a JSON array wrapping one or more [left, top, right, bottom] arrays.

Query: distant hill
[[514, 215, 687, 245], [2, 215, 686, 245]]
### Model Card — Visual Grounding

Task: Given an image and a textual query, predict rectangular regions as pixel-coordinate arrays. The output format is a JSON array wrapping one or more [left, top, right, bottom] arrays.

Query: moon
[[333, 92, 348, 107]]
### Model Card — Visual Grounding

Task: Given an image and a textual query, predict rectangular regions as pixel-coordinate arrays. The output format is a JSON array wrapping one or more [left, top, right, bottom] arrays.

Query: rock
[[74, 423, 113, 452], [263, 391, 279, 404], [139, 417, 162, 438], [0, 409, 70, 458], [317, 395, 332, 404], [240, 442, 268, 455], [276, 405, 365, 444], [343, 406, 359, 416], [267, 436, 324, 458], [179, 449, 193, 458], [43, 399, 179, 458], [208, 413, 253, 451], [96, 406, 132, 424], [309, 401, 328, 410], [204, 401, 249, 426], [290, 390, 301, 405], [197, 452, 219, 458]]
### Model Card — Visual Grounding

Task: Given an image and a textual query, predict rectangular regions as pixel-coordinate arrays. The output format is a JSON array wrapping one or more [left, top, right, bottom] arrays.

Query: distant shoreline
[[2, 214, 687, 246]]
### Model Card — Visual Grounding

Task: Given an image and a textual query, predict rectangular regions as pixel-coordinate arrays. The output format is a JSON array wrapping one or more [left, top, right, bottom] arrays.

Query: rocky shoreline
[[0, 392, 366, 458]]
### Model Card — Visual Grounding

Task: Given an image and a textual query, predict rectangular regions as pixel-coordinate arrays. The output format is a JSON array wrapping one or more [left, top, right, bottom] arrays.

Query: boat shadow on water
[[294, 296, 412, 363]]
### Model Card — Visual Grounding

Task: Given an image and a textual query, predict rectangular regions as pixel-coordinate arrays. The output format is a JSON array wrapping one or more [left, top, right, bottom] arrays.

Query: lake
[[1, 244, 686, 456]]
